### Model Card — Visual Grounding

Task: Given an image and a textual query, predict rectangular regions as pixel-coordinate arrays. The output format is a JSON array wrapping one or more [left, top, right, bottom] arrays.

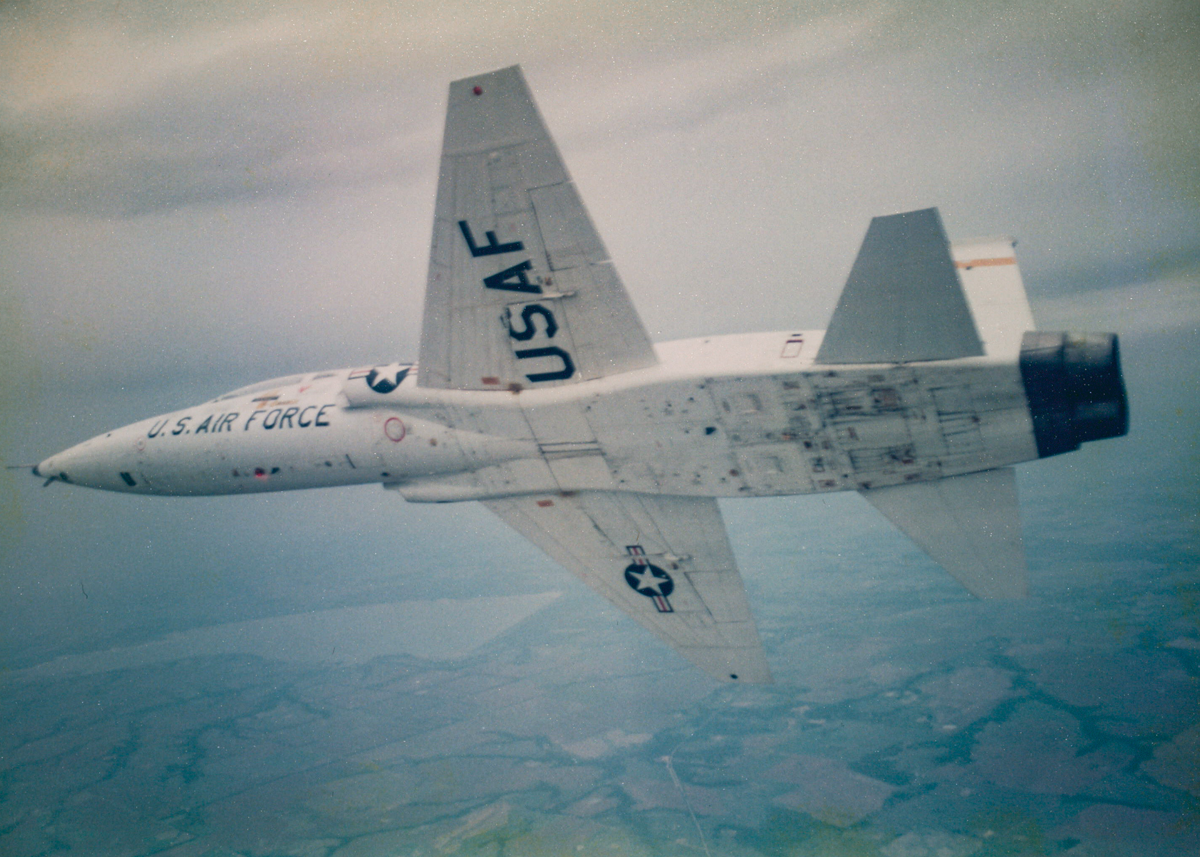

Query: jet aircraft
[[31, 66, 1128, 683]]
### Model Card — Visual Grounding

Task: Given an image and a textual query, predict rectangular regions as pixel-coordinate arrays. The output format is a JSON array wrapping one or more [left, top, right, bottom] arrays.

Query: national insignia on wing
[[624, 545, 674, 613]]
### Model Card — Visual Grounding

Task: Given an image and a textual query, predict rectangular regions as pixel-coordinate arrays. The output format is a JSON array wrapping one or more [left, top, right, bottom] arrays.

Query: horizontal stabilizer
[[860, 467, 1028, 599], [816, 208, 984, 364]]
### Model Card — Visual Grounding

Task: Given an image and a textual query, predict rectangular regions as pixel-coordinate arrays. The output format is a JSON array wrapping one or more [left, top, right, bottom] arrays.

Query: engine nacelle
[[1019, 331, 1129, 458]]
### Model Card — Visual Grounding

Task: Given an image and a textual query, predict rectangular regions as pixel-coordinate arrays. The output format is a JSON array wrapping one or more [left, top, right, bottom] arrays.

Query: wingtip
[[725, 673, 775, 685], [712, 657, 774, 685]]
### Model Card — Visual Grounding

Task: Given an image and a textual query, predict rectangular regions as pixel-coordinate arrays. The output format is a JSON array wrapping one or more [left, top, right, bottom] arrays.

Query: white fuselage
[[36, 330, 1038, 502]]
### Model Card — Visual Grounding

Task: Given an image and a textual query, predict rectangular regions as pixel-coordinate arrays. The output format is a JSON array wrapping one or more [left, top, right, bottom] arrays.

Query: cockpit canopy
[[212, 372, 342, 402]]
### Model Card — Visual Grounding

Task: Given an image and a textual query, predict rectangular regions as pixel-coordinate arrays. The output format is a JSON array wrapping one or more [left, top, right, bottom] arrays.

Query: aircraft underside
[[30, 66, 1128, 683]]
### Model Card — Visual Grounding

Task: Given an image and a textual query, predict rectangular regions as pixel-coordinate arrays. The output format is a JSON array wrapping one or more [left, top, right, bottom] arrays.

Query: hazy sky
[[2, 10, 1198, 854], [2, 1, 1197, 387], [1, 0, 1197, 661]]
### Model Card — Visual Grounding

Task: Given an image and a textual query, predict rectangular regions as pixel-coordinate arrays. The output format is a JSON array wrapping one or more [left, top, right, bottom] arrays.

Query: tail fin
[[951, 238, 1036, 358]]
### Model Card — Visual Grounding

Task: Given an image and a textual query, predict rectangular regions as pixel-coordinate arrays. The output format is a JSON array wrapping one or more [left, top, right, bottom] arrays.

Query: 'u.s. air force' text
[[146, 405, 335, 438]]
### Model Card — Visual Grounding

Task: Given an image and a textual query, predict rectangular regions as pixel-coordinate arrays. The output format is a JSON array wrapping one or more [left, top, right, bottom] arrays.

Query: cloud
[[0, 1, 873, 216], [17, 593, 561, 677], [1032, 272, 1200, 336], [1, 18, 441, 216], [1, 0, 1197, 682], [0, 0, 1197, 390]]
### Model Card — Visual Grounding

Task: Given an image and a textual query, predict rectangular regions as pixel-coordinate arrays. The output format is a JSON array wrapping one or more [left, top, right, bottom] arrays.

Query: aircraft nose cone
[[34, 440, 122, 490], [34, 452, 71, 484], [36, 424, 161, 492]]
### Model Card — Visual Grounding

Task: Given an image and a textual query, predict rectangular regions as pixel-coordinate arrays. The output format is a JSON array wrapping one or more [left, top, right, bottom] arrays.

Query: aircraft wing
[[418, 66, 657, 391], [483, 491, 773, 683], [860, 467, 1028, 599], [816, 208, 984, 364]]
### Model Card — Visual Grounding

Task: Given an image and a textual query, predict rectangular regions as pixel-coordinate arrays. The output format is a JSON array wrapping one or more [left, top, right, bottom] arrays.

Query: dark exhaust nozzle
[[1019, 331, 1129, 458]]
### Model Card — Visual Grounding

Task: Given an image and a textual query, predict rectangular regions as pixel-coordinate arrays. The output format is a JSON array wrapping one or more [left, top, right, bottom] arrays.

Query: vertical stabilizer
[[952, 238, 1036, 358]]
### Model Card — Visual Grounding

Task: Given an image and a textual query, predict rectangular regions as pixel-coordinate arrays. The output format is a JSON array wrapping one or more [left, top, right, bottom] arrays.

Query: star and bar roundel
[[624, 545, 674, 613], [348, 364, 412, 394]]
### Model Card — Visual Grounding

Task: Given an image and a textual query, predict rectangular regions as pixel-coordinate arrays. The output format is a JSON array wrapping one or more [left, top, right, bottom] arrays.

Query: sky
[[1, 3, 1199, 854], [0, 0, 1196, 638], [2, 1, 1198, 391], [0, 0, 1195, 659]]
